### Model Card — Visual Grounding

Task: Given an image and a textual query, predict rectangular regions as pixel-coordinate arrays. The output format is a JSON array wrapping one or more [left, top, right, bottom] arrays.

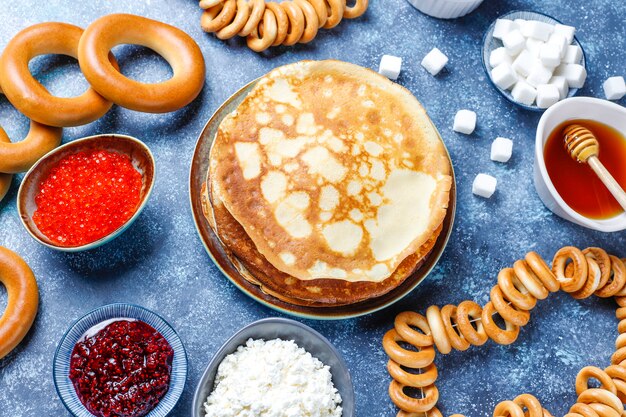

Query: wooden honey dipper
[[563, 124, 626, 211]]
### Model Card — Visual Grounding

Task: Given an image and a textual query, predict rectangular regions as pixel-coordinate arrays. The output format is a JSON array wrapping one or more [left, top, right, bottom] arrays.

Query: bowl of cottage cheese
[[192, 318, 354, 417]]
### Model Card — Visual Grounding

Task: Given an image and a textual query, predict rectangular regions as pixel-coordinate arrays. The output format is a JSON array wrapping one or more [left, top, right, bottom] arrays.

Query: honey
[[544, 119, 626, 220]]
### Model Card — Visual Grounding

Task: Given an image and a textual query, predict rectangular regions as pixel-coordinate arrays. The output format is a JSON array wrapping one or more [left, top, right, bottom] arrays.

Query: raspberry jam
[[69, 320, 174, 417], [33, 149, 143, 247]]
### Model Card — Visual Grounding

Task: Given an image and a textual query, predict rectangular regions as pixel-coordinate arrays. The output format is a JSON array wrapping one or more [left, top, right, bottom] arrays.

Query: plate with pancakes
[[189, 60, 456, 319]]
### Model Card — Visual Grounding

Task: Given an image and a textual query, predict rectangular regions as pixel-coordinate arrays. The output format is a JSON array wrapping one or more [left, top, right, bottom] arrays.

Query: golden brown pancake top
[[211, 60, 451, 283]]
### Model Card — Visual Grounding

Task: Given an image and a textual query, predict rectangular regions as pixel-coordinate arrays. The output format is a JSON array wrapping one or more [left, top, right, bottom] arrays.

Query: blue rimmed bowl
[[191, 317, 355, 417], [17, 133, 155, 252], [53, 303, 187, 417], [481, 10, 587, 112]]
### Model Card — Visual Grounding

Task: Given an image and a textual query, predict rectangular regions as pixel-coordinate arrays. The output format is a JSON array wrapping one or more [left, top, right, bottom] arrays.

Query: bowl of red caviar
[[17, 134, 155, 252], [53, 303, 187, 417]]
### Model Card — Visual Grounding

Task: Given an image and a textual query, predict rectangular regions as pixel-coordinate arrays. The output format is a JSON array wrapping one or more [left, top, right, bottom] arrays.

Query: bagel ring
[[0, 22, 114, 127], [0, 172, 10, 202], [0, 134, 12, 201], [0, 246, 39, 359], [0, 82, 63, 173], [78, 14, 206, 113]]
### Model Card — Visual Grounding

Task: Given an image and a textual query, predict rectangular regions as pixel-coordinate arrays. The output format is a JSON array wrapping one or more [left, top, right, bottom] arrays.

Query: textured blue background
[[1, 0, 626, 416]]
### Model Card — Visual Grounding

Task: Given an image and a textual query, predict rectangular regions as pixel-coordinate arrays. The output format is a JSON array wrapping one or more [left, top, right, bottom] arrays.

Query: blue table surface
[[1, 0, 625, 416]]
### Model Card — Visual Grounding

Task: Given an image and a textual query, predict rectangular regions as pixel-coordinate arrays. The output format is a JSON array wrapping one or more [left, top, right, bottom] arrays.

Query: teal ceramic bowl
[[17, 134, 155, 252]]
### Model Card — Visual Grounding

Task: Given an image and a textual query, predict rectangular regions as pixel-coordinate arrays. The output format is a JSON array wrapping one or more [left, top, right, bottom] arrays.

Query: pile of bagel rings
[[200, 0, 369, 51], [0, 13, 206, 202]]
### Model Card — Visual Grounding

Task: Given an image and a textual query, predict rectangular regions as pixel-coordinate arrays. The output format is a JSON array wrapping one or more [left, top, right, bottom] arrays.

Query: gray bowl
[[191, 318, 355, 417]]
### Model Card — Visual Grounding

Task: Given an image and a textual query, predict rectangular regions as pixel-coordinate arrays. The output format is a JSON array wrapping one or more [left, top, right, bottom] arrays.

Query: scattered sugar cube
[[536, 84, 560, 108], [547, 33, 568, 59], [511, 80, 538, 105], [559, 64, 587, 88], [512, 50, 536, 77], [453, 109, 477, 135], [527, 63, 554, 87], [473, 174, 497, 198], [493, 19, 518, 40], [563, 45, 583, 64], [539, 43, 561, 68], [603, 76, 626, 100], [491, 137, 513, 163], [491, 62, 518, 90], [549, 75, 569, 99], [489, 47, 512, 68], [525, 20, 554, 42], [378, 55, 402, 80], [525, 38, 544, 57], [421, 48, 448, 76], [502, 29, 526, 56], [554, 23, 576, 44]]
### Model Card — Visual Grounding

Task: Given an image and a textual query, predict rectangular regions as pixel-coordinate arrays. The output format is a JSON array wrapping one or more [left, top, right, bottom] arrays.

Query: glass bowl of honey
[[534, 97, 626, 231]]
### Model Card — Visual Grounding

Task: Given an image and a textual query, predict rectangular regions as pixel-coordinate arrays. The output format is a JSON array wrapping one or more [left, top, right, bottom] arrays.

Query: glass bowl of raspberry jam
[[53, 303, 187, 417], [17, 134, 155, 252]]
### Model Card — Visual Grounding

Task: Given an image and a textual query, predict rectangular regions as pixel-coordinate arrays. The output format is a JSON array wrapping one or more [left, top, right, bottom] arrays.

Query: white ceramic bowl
[[406, 0, 483, 19], [534, 97, 626, 232]]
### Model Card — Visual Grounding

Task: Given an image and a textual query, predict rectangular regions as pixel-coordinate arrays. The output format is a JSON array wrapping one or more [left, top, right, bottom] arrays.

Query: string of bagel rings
[[199, 0, 369, 51], [383, 246, 626, 417], [0, 14, 205, 202]]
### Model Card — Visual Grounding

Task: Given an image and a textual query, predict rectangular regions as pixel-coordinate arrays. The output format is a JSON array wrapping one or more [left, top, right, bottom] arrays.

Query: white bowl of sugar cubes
[[482, 10, 586, 111]]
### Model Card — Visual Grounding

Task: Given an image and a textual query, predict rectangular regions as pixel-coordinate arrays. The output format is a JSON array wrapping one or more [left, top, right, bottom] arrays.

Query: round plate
[[481, 10, 587, 112], [189, 79, 457, 320], [53, 303, 187, 417]]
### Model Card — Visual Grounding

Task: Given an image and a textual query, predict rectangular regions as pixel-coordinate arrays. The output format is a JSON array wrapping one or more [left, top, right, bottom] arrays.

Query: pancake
[[211, 60, 452, 285], [202, 179, 442, 306]]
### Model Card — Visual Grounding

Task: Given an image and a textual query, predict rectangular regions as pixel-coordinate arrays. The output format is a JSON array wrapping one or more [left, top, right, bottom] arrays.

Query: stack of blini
[[202, 60, 452, 307]]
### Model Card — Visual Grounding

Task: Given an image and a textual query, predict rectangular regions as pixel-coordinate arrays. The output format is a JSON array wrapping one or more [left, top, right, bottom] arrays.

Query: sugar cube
[[511, 80, 537, 105], [515, 19, 531, 37], [491, 62, 518, 90], [547, 33, 568, 59], [525, 38, 544, 57], [453, 109, 477, 135], [491, 137, 513, 163], [493, 19, 517, 40], [563, 45, 582, 64], [502, 29, 526, 56], [549, 75, 569, 99], [378, 55, 402, 80], [603, 76, 626, 100], [539, 43, 561, 68], [421, 48, 448, 76], [473, 174, 497, 198], [512, 50, 536, 77], [559, 64, 587, 88], [554, 23, 576, 44], [489, 47, 512, 68], [525, 20, 554, 42], [527, 63, 554, 87], [536, 84, 560, 108]]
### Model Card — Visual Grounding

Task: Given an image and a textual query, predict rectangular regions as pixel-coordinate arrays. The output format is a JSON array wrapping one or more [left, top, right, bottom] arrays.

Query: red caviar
[[69, 320, 174, 417], [33, 150, 142, 247]]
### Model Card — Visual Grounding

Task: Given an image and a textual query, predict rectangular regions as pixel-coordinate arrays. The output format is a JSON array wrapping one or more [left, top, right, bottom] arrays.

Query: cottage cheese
[[204, 338, 342, 417]]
